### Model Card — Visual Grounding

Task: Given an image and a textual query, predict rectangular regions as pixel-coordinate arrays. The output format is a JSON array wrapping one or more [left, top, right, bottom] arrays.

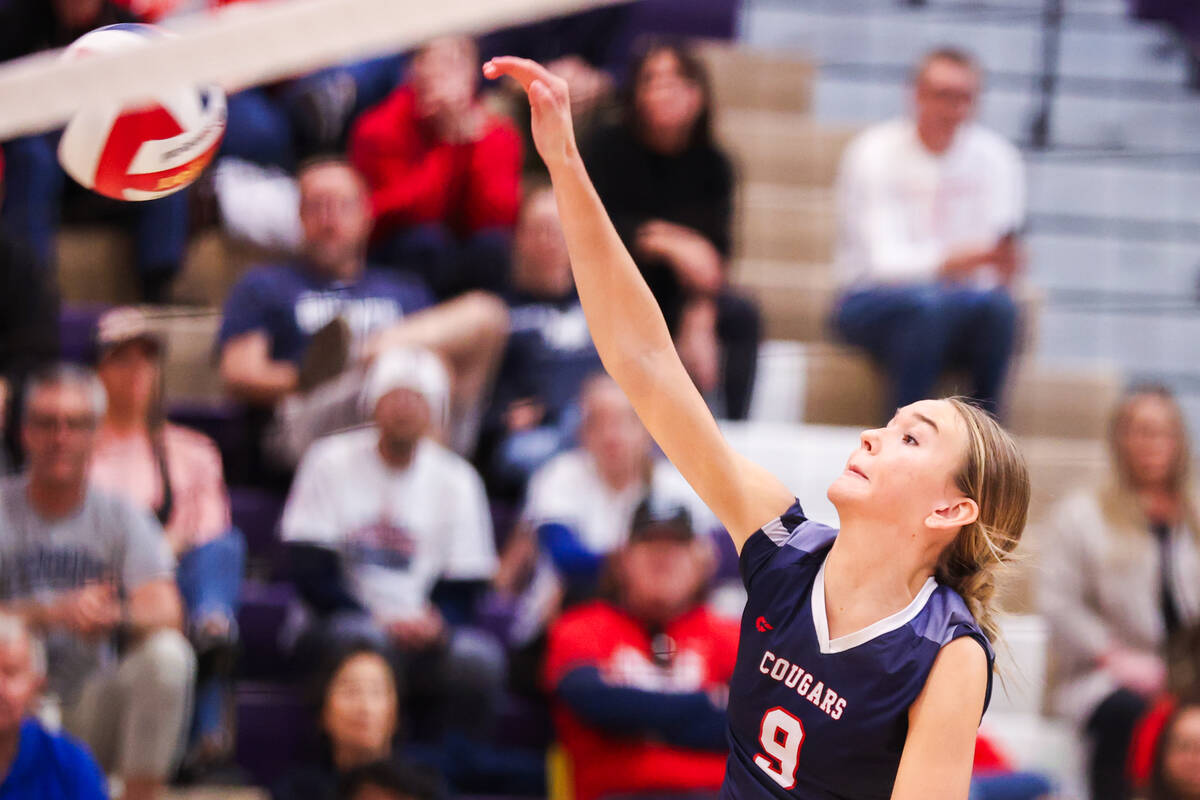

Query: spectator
[[0, 152, 60, 471], [832, 47, 1024, 416], [0, 0, 192, 302], [586, 39, 760, 420], [350, 37, 521, 299], [1040, 385, 1200, 800], [0, 364, 193, 800], [217, 157, 509, 464], [0, 612, 107, 800], [273, 643, 441, 800], [282, 348, 504, 740], [543, 496, 735, 800], [88, 307, 244, 772], [493, 374, 716, 645], [480, 184, 603, 496], [1148, 698, 1200, 800], [970, 732, 1056, 800]]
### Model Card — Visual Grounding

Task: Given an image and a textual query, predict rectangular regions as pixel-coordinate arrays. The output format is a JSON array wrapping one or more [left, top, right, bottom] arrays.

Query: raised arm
[[484, 57, 792, 549]]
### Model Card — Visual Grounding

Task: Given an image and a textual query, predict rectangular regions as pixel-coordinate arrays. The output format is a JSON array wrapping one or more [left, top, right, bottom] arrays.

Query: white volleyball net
[[0, 0, 625, 141]]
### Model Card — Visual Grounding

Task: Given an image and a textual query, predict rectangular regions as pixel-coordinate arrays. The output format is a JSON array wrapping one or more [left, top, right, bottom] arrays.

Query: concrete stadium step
[[1026, 156, 1200, 227], [57, 227, 267, 307], [1027, 232, 1199, 296], [715, 110, 857, 187], [734, 184, 837, 262], [732, 259, 1043, 350], [749, 340, 1120, 439], [695, 40, 816, 114], [742, 3, 1188, 84]]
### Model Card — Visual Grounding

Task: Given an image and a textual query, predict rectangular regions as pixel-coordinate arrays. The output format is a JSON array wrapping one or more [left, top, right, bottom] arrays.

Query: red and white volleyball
[[57, 24, 226, 201]]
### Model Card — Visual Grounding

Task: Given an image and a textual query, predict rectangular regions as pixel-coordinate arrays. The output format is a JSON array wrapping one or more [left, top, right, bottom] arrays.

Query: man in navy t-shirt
[[0, 613, 107, 800], [217, 158, 510, 463], [480, 186, 603, 495]]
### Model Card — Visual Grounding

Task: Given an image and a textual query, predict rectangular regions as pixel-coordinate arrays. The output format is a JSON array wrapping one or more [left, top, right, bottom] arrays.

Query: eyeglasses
[[26, 414, 96, 433]]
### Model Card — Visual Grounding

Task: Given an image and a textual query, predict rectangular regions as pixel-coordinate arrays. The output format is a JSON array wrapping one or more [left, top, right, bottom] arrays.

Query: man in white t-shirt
[[281, 347, 503, 736], [832, 47, 1025, 414]]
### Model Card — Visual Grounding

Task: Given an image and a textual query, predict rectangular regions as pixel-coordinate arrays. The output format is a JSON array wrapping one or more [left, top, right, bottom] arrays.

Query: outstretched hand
[[483, 57, 578, 171]]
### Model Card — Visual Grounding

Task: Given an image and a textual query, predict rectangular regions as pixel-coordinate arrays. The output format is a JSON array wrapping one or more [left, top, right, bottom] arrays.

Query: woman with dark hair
[[1148, 700, 1200, 800], [273, 643, 442, 800], [1040, 385, 1200, 800], [584, 39, 760, 420]]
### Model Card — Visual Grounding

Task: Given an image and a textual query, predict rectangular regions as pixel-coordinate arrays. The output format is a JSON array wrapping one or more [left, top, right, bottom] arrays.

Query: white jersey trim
[[811, 554, 939, 655]]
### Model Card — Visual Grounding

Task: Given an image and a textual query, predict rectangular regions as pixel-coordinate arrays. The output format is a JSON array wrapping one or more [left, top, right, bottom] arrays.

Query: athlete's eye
[[902, 433, 919, 446]]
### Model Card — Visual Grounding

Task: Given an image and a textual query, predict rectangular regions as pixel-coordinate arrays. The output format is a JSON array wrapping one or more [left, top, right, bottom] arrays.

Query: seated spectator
[[217, 157, 508, 464], [0, 152, 59, 470], [88, 307, 244, 772], [350, 37, 521, 299], [273, 643, 441, 800], [1146, 697, 1200, 800], [480, 184, 603, 496], [282, 348, 504, 740], [1040, 385, 1200, 800], [832, 47, 1024, 416], [0, 364, 193, 800], [0, 0, 192, 301], [543, 497, 734, 800], [586, 39, 760, 420], [493, 374, 716, 646], [0, 612, 107, 800]]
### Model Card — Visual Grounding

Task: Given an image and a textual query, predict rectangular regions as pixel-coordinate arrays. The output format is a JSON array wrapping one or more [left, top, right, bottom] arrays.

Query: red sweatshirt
[[349, 85, 521, 240]]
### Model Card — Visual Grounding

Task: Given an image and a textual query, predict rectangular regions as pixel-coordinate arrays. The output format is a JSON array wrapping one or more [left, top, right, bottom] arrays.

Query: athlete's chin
[[826, 475, 871, 508]]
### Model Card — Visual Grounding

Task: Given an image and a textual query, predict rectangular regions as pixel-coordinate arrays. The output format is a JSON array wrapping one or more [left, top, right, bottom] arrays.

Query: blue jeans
[[176, 529, 246, 744], [969, 771, 1054, 800], [1, 132, 190, 296], [834, 285, 1017, 414]]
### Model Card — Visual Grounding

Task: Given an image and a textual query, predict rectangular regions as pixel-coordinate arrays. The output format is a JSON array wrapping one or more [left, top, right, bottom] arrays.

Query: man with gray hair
[[0, 364, 194, 800], [0, 612, 106, 799]]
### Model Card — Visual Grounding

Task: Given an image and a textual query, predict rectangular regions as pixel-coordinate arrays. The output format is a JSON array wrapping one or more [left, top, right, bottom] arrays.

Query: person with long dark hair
[[584, 39, 760, 420]]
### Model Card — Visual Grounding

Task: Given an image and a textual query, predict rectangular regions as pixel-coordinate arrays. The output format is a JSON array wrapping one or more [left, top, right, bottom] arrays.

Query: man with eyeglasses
[[832, 47, 1026, 417], [0, 364, 194, 800]]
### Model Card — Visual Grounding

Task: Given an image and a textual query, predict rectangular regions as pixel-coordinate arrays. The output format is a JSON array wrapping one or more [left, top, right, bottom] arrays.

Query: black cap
[[629, 495, 694, 542]]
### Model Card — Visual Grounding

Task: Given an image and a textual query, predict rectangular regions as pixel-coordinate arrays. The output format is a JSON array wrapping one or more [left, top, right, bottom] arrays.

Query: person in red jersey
[[544, 497, 737, 800], [351, 36, 521, 299]]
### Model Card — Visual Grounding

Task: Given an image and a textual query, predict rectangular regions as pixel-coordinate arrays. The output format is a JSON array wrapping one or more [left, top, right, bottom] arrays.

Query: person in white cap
[[281, 346, 504, 740]]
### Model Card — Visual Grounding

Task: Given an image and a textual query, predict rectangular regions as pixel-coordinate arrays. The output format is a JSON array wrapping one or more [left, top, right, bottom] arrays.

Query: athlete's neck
[[821, 523, 937, 639]]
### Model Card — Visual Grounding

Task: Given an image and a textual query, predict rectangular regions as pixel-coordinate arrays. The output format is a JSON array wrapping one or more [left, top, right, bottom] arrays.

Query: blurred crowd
[[0, 1, 1196, 800]]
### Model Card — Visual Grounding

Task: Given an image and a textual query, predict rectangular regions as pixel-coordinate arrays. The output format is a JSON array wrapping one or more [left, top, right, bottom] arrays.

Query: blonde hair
[[1099, 384, 1200, 540], [935, 398, 1030, 643]]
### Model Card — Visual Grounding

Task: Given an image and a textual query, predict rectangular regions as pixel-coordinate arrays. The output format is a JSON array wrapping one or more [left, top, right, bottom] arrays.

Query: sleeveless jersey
[[720, 501, 994, 800]]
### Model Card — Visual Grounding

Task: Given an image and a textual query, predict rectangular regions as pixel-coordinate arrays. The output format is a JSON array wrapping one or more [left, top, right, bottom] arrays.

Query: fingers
[[482, 56, 553, 91]]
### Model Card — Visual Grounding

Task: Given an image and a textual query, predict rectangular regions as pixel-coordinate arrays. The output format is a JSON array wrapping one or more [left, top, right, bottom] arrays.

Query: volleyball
[[56, 23, 226, 201]]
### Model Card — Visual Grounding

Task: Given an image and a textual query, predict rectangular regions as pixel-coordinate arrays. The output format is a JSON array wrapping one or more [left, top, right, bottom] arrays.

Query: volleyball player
[[483, 56, 1029, 799]]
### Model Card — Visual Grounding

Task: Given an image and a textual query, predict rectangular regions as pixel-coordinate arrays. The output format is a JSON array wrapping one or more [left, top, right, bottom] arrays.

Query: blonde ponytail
[[938, 398, 1030, 643]]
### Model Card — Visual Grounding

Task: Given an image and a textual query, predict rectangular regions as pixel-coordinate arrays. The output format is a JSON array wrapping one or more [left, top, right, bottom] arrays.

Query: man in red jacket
[[543, 497, 736, 800], [350, 36, 521, 300]]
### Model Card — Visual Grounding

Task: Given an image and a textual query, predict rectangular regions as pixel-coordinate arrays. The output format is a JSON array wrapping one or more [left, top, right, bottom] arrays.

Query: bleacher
[[40, 1, 1200, 795]]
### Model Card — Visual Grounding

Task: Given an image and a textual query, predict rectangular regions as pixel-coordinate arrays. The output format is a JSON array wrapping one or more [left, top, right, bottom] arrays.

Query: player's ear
[[925, 497, 978, 531]]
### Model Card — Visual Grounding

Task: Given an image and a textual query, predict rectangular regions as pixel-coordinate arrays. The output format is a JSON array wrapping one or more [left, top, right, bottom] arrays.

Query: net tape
[[0, 0, 624, 141]]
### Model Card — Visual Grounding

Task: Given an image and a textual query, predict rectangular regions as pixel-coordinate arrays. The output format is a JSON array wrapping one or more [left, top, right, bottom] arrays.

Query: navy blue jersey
[[721, 501, 994, 800]]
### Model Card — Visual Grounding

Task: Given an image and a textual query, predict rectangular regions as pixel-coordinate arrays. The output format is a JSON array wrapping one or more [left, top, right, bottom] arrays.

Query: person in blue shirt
[[0, 612, 107, 800], [480, 184, 603, 496], [486, 56, 1032, 800], [217, 157, 511, 463]]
